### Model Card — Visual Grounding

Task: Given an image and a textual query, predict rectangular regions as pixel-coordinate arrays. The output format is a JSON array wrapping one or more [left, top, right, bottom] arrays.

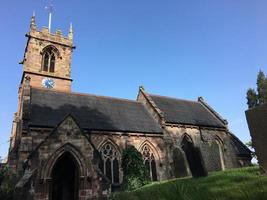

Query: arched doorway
[[51, 152, 79, 200], [181, 135, 207, 178]]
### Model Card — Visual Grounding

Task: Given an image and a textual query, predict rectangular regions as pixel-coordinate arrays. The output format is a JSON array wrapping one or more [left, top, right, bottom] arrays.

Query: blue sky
[[0, 0, 267, 159]]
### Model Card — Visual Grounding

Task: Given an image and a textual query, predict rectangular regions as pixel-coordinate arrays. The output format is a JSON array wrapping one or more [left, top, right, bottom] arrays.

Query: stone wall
[[15, 116, 108, 200], [164, 125, 243, 175], [11, 112, 251, 200], [22, 26, 73, 92], [24, 27, 73, 79], [23, 73, 72, 92], [90, 131, 169, 181]]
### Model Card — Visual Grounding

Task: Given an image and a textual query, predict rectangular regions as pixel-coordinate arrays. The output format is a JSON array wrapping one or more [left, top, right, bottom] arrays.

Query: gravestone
[[246, 103, 267, 173]]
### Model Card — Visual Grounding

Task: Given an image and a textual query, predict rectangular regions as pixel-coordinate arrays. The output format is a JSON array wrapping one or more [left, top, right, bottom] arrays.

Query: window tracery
[[42, 46, 56, 72], [99, 142, 120, 184], [141, 144, 157, 181]]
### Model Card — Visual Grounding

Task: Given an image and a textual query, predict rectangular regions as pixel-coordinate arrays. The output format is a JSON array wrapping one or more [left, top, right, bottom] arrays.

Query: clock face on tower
[[42, 78, 55, 89]]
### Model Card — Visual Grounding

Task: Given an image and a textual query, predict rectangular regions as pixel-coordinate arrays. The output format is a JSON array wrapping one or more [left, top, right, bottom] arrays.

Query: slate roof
[[149, 94, 225, 128], [229, 132, 252, 156], [28, 88, 162, 133]]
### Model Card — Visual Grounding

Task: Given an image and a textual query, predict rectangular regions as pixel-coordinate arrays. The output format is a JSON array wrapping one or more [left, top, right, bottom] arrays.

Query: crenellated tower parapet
[[20, 13, 75, 92]]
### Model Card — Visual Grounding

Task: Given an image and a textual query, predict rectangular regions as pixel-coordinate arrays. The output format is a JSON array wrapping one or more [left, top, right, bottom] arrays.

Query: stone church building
[[8, 15, 251, 200]]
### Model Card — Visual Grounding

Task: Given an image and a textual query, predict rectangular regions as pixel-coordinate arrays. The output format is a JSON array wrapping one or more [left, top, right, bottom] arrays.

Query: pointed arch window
[[99, 142, 120, 184], [42, 46, 57, 72], [141, 144, 157, 181], [215, 138, 225, 170]]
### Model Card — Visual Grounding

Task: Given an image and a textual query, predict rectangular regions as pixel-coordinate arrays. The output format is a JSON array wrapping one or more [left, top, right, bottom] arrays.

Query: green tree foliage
[[121, 145, 150, 191], [0, 164, 17, 200], [256, 70, 267, 104], [246, 70, 267, 108], [246, 88, 258, 108]]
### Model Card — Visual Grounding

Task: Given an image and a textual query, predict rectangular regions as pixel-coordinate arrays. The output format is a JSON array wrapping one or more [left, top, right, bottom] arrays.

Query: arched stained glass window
[[141, 144, 157, 181], [42, 46, 57, 73], [99, 142, 120, 184]]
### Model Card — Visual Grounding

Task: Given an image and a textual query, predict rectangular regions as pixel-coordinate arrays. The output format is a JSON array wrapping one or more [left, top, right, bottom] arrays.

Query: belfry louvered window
[[141, 144, 157, 181], [99, 142, 120, 184], [42, 47, 56, 72]]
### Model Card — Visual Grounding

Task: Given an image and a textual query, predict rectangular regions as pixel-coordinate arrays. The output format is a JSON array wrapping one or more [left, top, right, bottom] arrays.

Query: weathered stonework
[[90, 132, 169, 181], [7, 15, 252, 200], [14, 116, 108, 200], [246, 103, 267, 173], [137, 87, 251, 176], [21, 15, 74, 92]]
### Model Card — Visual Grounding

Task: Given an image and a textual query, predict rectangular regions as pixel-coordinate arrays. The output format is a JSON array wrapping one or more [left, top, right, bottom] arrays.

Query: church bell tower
[[20, 13, 74, 92], [8, 13, 75, 173]]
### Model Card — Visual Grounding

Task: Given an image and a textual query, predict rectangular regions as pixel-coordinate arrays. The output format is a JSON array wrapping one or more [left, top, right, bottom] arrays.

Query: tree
[[0, 165, 17, 200], [121, 145, 149, 191], [256, 70, 267, 104], [246, 88, 258, 108], [246, 70, 267, 108]]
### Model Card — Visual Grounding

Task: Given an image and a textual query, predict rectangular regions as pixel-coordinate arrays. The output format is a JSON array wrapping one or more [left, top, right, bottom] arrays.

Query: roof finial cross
[[45, 3, 54, 32]]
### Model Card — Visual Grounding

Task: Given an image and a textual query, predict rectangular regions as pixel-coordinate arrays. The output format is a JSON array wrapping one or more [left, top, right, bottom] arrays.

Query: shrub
[[121, 145, 150, 191], [0, 165, 17, 200]]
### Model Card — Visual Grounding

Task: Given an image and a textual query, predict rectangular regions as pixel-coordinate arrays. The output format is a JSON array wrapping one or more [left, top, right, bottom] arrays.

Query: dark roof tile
[[28, 88, 162, 133], [149, 94, 225, 128]]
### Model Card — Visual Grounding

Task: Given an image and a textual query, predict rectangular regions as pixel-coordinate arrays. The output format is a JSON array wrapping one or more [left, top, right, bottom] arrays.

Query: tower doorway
[[181, 136, 207, 178], [51, 152, 79, 200]]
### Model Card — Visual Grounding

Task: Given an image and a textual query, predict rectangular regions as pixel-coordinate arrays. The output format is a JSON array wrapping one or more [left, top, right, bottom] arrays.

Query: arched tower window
[[41, 46, 58, 72], [141, 144, 157, 181], [99, 142, 120, 184]]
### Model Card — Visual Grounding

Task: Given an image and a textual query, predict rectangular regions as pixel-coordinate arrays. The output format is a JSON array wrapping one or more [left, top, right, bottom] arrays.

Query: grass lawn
[[112, 166, 267, 200]]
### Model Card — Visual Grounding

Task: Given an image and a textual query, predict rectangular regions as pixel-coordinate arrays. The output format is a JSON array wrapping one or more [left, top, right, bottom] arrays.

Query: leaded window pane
[[151, 159, 157, 181], [99, 159, 104, 172], [106, 158, 112, 181], [113, 158, 119, 183], [145, 160, 150, 172], [42, 47, 56, 73], [50, 54, 55, 72], [43, 53, 49, 71]]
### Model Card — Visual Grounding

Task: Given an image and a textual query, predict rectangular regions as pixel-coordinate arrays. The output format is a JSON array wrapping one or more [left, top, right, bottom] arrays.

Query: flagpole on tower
[[45, 3, 54, 32], [48, 11, 52, 31]]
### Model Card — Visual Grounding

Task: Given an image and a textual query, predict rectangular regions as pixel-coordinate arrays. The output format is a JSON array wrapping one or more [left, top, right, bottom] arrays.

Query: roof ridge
[[31, 87, 140, 104], [148, 93, 199, 104]]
